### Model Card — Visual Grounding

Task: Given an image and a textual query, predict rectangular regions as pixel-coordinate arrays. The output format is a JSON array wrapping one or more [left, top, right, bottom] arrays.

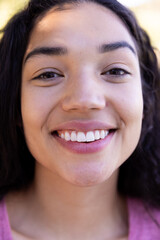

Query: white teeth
[[58, 129, 110, 142], [105, 130, 109, 137], [77, 132, 86, 142], [71, 131, 76, 141], [100, 130, 105, 139], [86, 131, 95, 142], [95, 130, 100, 140], [61, 133, 65, 139], [64, 132, 71, 141]]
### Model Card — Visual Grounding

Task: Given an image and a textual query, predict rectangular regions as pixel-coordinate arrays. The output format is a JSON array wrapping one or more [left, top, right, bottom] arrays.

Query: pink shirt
[[0, 198, 160, 239], [0, 199, 12, 240]]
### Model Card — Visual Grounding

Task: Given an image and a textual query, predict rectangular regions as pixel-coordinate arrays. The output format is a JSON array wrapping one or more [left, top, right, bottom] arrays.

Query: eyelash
[[33, 71, 63, 80], [32, 67, 130, 82], [102, 68, 130, 77]]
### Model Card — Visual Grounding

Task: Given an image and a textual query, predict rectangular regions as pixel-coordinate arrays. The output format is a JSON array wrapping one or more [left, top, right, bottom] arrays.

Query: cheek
[[21, 87, 55, 164], [20, 87, 58, 158], [111, 81, 143, 122], [21, 86, 60, 130], [110, 82, 143, 160]]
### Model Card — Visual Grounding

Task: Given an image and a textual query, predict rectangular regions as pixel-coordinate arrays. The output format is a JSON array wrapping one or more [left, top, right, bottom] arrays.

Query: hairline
[[29, 0, 141, 62]]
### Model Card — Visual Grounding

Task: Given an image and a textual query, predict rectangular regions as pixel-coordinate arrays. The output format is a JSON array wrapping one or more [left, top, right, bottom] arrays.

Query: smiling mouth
[[52, 129, 116, 143]]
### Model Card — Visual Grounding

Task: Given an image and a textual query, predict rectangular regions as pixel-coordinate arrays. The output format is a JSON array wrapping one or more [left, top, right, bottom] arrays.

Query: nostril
[[61, 87, 106, 112], [62, 98, 106, 112]]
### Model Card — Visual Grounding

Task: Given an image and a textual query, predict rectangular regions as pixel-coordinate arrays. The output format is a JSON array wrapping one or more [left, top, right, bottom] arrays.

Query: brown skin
[[6, 2, 143, 239]]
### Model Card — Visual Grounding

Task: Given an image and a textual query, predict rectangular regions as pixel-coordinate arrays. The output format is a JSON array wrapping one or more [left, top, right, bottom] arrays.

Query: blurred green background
[[0, 0, 160, 61]]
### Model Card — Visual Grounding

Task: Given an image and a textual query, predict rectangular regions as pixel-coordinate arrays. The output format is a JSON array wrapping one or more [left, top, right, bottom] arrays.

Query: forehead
[[26, 2, 136, 54]]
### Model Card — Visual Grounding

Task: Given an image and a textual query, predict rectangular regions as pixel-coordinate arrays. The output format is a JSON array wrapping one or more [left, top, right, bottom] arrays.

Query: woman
[[0, 0, 160, 239]]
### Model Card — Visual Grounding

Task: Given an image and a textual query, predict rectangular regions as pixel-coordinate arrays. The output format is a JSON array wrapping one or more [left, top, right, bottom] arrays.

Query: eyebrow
[[24, 41, 136, 64], [99, 41, 136, 55], [24, 47, 68, 63]]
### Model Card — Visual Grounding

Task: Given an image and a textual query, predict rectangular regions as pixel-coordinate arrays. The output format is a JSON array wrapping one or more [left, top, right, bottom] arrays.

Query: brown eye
[[104, 68, 129, 76], [33, 71, 64, 80]]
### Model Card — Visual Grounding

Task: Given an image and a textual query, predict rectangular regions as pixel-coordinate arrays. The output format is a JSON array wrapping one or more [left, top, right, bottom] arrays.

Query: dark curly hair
[[0, 0, 160, 207]]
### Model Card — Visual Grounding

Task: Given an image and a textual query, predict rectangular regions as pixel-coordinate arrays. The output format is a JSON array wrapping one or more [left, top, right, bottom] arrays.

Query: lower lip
[[53, 131, 115, 154]]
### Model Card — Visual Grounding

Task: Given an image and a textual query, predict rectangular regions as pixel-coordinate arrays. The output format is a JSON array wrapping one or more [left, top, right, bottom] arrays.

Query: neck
[[6, 165, 128, 240], [30, 165, 128, 239]]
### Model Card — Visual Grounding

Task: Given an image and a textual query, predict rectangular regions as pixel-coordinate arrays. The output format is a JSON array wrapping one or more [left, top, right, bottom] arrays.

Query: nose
[[62, 75, 106, 112]]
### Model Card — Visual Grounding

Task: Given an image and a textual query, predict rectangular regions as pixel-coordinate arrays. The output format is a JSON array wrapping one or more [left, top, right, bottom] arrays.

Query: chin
[[63, 163, 114, 187]]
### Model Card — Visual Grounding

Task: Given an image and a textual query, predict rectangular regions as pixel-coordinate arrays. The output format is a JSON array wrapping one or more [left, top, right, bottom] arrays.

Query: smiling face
[[21, 2, 143, 186]]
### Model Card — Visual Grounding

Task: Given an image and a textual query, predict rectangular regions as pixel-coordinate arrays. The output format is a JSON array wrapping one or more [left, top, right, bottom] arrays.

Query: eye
[[32, 71, 64, 80], [102, 68, 130, 76]]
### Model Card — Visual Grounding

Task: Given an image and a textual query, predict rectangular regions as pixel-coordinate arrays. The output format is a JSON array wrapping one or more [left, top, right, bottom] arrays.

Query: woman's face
[[21, 2, 143, 186]]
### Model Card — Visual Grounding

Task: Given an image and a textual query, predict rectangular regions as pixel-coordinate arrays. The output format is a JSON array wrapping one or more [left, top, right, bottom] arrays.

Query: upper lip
[[50, 120, 117, 132]]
